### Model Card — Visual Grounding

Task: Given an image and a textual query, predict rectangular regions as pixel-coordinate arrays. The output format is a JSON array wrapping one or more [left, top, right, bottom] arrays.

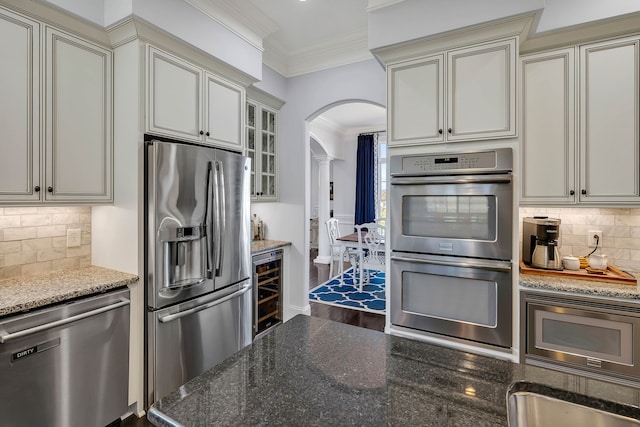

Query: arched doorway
[[306, 101, 386, 331]]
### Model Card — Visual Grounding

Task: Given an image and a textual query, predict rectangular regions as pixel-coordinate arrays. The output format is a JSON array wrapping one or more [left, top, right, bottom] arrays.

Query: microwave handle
[[391, 255, 512, 272], [391, 174, 512, 185]]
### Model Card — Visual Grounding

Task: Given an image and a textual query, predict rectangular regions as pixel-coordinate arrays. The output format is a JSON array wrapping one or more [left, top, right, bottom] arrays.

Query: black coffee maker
[[522, 217, 562, 270]]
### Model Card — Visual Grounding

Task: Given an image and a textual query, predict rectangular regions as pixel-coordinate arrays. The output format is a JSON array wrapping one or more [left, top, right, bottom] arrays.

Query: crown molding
[[367, 0, 407, 13], [0, 0, 111, 46], [246, 86, 286, 110], [264, 30, 373, 78], [183, 0, 277, 50], [372, 12, 536, 65], [107, 17, 258, 88], [520, 11, 640, 54]]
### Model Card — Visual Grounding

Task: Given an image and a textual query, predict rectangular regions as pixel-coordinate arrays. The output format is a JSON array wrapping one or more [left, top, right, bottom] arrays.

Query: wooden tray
[[519, 259, 637, 286]]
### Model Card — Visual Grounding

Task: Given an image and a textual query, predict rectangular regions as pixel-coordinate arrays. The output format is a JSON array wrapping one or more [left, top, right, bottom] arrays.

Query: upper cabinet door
[[0, 8, 41, 202], [447, 39, 516, 141], [148, 47, 202, 142], [520, 48, 576, 204], [580, 37, 640, 204], [388, 54, 444, 145], [204, 73, 244, 150], [45, 27, 112, 202]]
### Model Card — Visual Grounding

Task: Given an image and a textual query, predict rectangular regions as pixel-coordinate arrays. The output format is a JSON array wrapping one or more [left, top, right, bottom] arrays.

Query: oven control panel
[[391, 148, 512, 175]]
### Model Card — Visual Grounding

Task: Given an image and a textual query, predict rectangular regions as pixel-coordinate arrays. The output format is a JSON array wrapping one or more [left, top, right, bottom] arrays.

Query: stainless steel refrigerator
[[145, 138, 252, 406]]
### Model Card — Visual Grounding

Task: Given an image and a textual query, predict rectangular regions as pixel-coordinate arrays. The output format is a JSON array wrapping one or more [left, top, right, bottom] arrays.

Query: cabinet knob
[[581, 189, 587, 195], [447, 128, 452, 134], [199, 130, 204, 135], [47, 186, 53, 193], [569, 190, 575, 195], [34, 186, 40, 192], [438, 129, 443, 134], [206, 131, 210, 137]]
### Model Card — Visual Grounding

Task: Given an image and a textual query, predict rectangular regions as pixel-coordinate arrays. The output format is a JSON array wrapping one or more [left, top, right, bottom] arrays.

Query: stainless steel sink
[[507, 384, 640, 427]]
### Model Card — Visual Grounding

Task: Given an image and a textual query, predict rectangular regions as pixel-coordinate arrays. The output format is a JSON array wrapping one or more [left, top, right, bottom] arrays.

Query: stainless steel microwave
[[522, 291, 640, 386]]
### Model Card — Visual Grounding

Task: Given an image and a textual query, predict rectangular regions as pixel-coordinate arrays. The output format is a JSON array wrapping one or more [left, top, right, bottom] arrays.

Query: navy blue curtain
[[354, 134, 375, 225]]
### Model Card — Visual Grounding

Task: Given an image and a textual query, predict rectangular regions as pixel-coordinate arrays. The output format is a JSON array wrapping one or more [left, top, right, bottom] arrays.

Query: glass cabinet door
[[260, 108, 277, 199], [246, 103, 256, 197], [246, 100, 277, 201]]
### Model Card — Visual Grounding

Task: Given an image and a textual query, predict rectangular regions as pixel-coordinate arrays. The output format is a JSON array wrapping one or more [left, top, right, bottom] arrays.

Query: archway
[[305, 100, 385, 321]]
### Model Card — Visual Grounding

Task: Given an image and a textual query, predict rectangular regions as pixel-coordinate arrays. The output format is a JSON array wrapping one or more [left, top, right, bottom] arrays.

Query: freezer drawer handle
[[0, 299, 130, 343], [158, 283, 251, 323], [391, 255, 512, 272]]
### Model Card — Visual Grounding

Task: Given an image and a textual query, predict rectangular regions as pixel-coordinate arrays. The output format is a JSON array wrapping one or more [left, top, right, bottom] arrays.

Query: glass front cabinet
[[246, 100, 278, 201]]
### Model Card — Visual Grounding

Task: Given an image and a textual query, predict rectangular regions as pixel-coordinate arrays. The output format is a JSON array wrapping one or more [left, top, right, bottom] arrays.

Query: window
[[375, 135, 387, 222]]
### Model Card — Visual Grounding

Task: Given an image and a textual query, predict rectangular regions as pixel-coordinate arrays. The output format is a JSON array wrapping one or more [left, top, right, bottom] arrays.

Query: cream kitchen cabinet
[[520, 37, 640, 206], [0, 7, 112, 204], [147, 47, 244, 151], [246, 101, 278, 201], [520, 48, 576, 204], [388, 38, 516, 146], [579, 36, 640, 204], [0, 8, 40, 203]]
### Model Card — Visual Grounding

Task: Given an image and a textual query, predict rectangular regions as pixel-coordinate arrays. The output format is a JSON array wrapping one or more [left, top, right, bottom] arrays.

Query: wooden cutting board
[[519, 259, 637, 286]]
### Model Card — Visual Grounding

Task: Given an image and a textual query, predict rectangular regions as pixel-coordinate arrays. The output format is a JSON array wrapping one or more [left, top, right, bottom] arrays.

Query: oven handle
[[390, 174, 512, 185], [391, 255, 512, 272]]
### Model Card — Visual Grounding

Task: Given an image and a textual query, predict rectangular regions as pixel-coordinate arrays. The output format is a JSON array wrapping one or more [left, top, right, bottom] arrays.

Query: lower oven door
[[390, 253, 512, 348]]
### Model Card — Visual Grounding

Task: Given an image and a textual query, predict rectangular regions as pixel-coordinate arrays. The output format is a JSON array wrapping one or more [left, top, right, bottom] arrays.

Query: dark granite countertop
[[148, 315, 640, 426]]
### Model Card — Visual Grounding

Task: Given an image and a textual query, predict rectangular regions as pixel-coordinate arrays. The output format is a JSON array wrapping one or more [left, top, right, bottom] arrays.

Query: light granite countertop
[[251, 239, 291, 254], [0, 266, 139, 317], [520, 271, 640, 300]]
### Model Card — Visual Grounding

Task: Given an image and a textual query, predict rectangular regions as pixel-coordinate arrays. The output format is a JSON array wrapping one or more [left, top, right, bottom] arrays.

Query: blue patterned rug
[[309, 268, 385, 315]]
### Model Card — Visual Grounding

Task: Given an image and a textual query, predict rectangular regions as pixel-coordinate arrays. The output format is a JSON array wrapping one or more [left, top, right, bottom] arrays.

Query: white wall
[[251, 58, 386, 319]]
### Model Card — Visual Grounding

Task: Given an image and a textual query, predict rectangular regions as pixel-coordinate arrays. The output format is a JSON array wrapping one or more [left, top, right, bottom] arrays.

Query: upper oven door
[[390, 173, 513, 260]]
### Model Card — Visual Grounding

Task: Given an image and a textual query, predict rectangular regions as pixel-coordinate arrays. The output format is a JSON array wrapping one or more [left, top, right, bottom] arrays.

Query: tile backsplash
[[519, 207, 640, 272], [0, 207, 91, 280]]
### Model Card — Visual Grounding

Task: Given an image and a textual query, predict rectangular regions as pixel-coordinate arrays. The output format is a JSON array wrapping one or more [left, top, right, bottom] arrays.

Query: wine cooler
[[252, 250, 283, 338]]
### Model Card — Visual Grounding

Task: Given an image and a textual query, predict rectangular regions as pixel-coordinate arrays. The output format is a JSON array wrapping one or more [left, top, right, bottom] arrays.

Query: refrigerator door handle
[[158, 283, 250, 323], [205, 161, 214, 279], [213, 161, 225, 276], [0, 299, 130, 343]]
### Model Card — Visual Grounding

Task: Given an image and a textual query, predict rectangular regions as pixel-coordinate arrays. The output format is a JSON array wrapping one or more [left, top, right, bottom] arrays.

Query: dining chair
[[325, 218, 357, 280], [355, 222, 385, 291]]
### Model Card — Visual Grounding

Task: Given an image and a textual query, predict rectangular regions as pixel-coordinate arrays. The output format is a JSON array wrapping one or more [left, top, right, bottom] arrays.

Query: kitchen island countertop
[[148, 315, 640, 426], [0, 266, 138, 317]]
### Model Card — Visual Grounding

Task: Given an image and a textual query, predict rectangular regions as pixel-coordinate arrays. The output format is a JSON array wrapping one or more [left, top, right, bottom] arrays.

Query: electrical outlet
[[66, 228, 81, 248], [587, 230, 602, 248]]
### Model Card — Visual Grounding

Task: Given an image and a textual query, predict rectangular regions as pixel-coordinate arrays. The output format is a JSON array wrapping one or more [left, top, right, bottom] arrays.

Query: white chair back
[[356, 222, 385, 265], [326, 218, 340, 246]]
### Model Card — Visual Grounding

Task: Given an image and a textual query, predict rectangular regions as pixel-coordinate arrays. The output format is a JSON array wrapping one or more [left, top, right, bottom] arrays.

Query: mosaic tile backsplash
[[0, 207, 91, 280], [519, 208, 640, 273]]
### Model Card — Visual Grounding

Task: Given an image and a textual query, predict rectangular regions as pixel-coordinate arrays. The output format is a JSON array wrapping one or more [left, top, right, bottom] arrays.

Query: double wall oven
[[390, 148, 514, 348]]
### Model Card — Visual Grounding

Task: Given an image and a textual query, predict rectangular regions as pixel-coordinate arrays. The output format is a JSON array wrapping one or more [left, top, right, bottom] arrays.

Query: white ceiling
[[192, 0, 387, 77], [188, 0, 389, 129]]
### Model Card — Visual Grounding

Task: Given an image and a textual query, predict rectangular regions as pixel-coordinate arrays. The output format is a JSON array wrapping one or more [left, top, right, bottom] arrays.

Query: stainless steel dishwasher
[[0, 287, 130, 427]]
